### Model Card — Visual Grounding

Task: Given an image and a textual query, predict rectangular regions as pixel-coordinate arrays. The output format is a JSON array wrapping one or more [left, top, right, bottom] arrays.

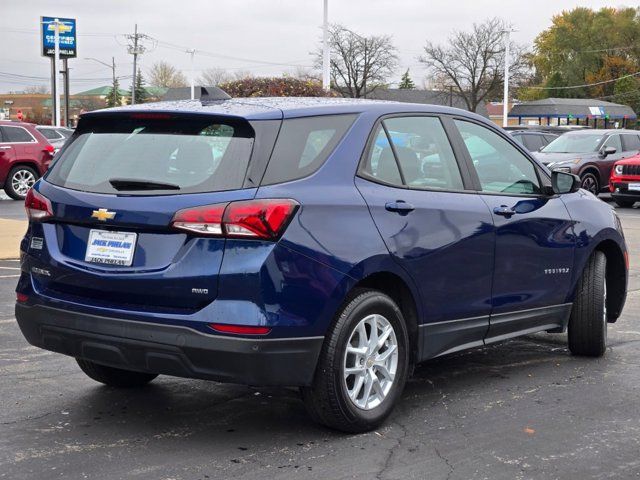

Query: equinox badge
[[91, 208, 116, 221]]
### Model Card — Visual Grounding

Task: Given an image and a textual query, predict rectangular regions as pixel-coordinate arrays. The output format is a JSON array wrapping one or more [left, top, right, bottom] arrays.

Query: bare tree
[[419, 18, 528, 112], [198, 67, 231, 86], [232, 70, 253, 81], [290, 66, 321, 82], [316, 24, 398, 98], [147, 61, 188, 88], [22, 85, 50, 94]]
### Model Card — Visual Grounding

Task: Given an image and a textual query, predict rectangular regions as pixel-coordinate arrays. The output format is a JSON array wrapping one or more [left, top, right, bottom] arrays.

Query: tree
[[198, 67, 231, 86], [219, 76, 334, 98], [105, 77, 123, 107], [419, 18, 528, 112], [129, 68, 148, 104], [148, 61, 188, 88], [528, 7, 640, 99], [22, 85, 50, 94], [315, 24, 398, 98], [398, 69, 416, 89], [613, 75, 640, 113]]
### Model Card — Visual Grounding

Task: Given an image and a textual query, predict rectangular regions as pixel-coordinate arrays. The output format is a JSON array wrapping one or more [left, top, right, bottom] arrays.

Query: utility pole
[[187, 49, 196, 100], [62, 59, 69, 127], [502, 28, 516, 128], [126, 24, 146, 105], [322, 0, 330, 91]]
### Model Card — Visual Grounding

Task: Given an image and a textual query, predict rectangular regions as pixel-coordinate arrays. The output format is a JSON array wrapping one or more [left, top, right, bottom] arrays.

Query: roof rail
[[200, 86, 231, 104]]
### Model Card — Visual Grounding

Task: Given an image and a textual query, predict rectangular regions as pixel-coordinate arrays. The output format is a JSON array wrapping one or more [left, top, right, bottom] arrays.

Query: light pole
[[322, 0, 330, 91], [53, 18, 61, 126], [502, 28, 517, 128], [187, 49, 196, 100], [85, 57, 117, 105]]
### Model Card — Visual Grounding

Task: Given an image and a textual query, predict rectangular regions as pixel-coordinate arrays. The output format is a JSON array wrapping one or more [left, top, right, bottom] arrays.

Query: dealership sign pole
[[41, 16, 77, 127]]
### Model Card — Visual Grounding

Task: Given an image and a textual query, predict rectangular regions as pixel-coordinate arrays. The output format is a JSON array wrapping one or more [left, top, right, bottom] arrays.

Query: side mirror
[[600, 146, 616, 158], [551, 170, 580, 194]]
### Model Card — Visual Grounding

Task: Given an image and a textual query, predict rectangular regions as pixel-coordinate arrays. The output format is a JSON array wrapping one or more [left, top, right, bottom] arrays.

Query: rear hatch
[[31, 111, 274, 313]]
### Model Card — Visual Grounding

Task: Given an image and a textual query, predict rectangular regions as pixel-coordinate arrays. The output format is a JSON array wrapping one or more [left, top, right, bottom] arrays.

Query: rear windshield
[[46, 114, 255, 195]]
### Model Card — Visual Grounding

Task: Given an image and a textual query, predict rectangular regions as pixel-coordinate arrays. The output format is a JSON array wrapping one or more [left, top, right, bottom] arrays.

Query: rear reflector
[[25, 188, 53, 221], [209, 323, 271, 335], [16, 293, 29, 303], [171, 199, 298, 240]]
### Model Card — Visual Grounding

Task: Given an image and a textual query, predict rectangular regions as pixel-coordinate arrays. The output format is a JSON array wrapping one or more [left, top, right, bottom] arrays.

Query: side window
[[365, 116, 464, 190], [603, 134, 622, 153], [2, 126, 35, 143], [454, 120, 541, 195], [363, 126, 402, 185], [39, 129, 61, 140], [511, 134, 524, 145], [622, 134, 640, 151], [544, 134, 558, 144], [523, 134, 545, 152], [261, 114, 356, 185]]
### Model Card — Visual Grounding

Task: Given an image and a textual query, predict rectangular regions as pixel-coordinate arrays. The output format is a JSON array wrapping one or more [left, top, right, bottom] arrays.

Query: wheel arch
[[350, 271, 420, 364], [594, 239, 627, 322], [578, 165, 601, 183]]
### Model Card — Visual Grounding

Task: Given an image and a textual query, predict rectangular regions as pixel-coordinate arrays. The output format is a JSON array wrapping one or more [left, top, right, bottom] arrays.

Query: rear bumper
[[15, 303, 324, 387]]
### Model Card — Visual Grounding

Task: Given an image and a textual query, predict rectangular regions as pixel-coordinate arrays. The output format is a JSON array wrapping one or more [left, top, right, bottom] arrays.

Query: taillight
[[16, 293, 29, 303], [171, 199, 298, 240], [25, 188, 53, 221], [44, 144, 55, 155], [171, 203, 226, 235], [209, 323, 271, 335]]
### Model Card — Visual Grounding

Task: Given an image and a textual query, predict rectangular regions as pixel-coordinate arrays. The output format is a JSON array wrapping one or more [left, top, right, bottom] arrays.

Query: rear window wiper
[[108, 178, 181, 191]]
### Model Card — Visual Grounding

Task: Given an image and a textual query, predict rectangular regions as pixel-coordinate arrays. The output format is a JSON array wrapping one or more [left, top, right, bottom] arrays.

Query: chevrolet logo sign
[[91, 208, 116, 221]]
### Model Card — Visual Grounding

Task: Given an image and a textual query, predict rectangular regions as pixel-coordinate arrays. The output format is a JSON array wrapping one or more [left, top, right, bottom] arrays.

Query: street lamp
[[85, 57, 117, 106], [502, 28, 517, 128]]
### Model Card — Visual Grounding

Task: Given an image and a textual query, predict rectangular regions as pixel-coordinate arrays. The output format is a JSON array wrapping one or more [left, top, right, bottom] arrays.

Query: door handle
[[385, 201, 415, 215], [493, 205, 515, 217]]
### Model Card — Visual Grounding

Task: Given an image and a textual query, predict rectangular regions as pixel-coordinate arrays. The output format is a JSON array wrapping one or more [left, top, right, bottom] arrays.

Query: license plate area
[[628, 183, 640, 191], [85, 230, 137, 267]]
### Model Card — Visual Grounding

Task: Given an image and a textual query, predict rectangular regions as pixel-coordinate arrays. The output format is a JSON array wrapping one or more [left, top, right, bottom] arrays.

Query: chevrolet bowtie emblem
[[91, 208, 116, 221]]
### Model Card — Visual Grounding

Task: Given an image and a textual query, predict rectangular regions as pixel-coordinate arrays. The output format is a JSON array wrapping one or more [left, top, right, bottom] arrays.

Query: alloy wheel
[[11, 169, 36, 197], [581, 175, 598, 195], [342, 314, 399, 410]]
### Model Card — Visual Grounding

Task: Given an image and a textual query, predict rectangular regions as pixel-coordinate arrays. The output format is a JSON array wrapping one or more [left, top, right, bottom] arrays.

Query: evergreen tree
[[129, 68, 149, 104], [105, 77, 122, 108], [398, 69, 416, 89], [545, 72, 568, 98]]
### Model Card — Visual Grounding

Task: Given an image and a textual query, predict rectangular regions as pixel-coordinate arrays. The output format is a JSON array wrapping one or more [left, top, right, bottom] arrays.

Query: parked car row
[[0, 121, 73, 200]]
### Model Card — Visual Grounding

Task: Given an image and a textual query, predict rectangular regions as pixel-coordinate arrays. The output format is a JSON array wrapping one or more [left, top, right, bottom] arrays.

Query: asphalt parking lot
[[1, 194, 640, 480]]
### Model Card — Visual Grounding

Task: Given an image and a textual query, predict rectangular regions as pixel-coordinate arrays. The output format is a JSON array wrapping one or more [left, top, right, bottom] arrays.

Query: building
[[509, 98, 637, 129]]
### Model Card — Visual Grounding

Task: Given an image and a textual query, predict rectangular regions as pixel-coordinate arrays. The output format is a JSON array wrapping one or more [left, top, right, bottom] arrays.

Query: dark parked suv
[[535, 129, 640, 195], [0, 120, 55, 200], [15, 93, 628, 432]]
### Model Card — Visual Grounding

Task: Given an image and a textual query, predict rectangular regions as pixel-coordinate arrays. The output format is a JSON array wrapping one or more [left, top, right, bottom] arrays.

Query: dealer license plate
[[85, 230, 137, 266]]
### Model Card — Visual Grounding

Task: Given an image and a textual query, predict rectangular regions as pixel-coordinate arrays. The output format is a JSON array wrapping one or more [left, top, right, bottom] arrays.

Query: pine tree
[[105, 77, 122, 108], [398, 69, 416, 89], [129, 68, 149, 104]]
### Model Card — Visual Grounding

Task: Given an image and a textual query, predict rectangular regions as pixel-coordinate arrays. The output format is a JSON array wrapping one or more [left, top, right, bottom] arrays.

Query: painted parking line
[[0, 275, 20, 278], [0, 319, 16, 325], [0, 267, 20, 270]]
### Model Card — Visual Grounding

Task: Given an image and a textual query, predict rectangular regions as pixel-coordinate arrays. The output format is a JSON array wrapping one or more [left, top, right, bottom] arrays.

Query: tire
[[614, 199, 635, 208], [4, 165, 38, 200], [76, 359, 158, 388], [579, 172, 599, 196], [301, 289, 410, 433], [568, 251, 607, 357]]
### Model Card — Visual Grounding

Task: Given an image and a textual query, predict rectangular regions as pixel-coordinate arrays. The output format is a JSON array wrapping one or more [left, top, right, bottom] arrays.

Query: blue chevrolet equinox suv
[[15, 89, 628, 432]]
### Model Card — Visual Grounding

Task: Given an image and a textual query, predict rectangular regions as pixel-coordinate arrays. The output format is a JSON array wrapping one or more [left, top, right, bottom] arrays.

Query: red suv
[[610, 152, 640, 207], [0, 121, 55, 200]]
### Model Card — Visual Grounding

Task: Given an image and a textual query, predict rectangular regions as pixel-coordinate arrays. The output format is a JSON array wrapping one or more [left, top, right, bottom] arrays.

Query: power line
[[528, 71, 640, 90]]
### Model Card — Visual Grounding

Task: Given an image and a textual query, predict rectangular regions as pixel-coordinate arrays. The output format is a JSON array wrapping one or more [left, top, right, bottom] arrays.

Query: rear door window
[[1, 126, 35, 143], [46, 115, 255, 195], [361, 116, 464, 191], [622, 134, 640, 151], [522, 134, 545, 152], [261, 114, 356, 185]]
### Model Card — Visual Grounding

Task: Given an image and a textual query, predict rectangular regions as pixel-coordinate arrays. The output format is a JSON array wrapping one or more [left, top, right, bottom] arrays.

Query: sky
[[0, 0, 636, 94]]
